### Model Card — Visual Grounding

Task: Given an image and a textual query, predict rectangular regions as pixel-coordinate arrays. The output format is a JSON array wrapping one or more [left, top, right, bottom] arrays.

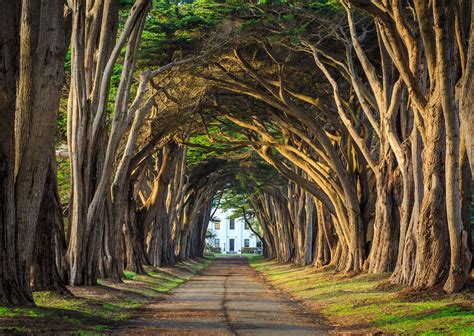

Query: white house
[[207, 208, 261, 254]]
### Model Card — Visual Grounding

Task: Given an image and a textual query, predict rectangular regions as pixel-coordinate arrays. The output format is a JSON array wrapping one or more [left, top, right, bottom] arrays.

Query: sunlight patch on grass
[[248, 257, 474, 334], [123, 271, 137, 280], [0, 306, 18, 317], [0, 257, 212, 334]]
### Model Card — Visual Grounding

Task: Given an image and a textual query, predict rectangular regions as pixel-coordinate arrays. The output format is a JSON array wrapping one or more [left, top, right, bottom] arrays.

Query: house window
[[229, 218, 235, 230], [215, 221, 220, 230], [256, 241, 262, 248], [244, 222, 249, 230], [214, 238, 220, 247], [244, 239, 250, 247]]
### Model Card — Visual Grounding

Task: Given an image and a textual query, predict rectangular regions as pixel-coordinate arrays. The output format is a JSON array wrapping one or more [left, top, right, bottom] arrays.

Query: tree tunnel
[[0, 0, 472, 308]]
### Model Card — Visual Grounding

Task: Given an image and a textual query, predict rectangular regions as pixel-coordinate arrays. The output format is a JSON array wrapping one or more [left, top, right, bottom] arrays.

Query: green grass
[[248, 256, 474, 334], [57, 157, 71, 205], [0, 306, 18, 317], [123, 270, 137, 280], [1, 326, 30, 334], [94, 324, 110, 331], [0, 257, 211, 334]]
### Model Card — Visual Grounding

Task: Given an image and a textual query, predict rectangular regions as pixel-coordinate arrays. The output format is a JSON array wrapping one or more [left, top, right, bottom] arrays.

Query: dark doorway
[[229, 239, 235, 252]]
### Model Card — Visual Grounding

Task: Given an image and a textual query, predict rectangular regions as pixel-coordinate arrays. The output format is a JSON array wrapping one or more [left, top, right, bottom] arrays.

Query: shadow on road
[[117, 256, 331, 335]]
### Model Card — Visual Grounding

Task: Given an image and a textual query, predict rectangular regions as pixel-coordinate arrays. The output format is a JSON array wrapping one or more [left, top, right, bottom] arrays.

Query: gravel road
[[117, 256, 331, 335]]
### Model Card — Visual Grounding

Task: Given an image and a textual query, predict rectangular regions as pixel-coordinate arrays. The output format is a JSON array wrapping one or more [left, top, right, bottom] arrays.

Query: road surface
[[118, 256, 331, 335]]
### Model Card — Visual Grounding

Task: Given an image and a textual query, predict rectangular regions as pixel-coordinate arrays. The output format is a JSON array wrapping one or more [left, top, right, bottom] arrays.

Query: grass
[[248, 256, 474, 335], [123, 270, 137, 280], [0, 257, 211, 335]]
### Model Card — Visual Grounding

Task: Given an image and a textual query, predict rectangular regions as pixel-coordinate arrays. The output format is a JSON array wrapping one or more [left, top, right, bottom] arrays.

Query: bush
[[241, 247, 259, 254]]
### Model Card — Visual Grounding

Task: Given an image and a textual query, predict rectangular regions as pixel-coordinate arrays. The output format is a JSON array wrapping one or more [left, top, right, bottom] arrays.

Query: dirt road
[[117, 256, 331, 335]]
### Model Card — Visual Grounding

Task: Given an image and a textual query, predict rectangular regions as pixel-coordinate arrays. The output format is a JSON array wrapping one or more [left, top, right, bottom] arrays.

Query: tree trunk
[[314, 201, 336, 268], [124, 197, 148, 274], [460, 150, 472, 254], [142, 143, 178, 267], [101, 196, 123, 281], [390, 127, 420, 285], [436, 1, 473, 293], [198, 203, 212, 257], [14, 0, 68, 302], [413, 105, 450, 289], [0, 0, 30, 306], [67, 0, 152, 286], [30, 162, 69, 294], [367, 155, 399, 273]]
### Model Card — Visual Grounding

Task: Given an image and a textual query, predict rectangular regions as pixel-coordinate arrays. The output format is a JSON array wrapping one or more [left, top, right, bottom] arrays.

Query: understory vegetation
[[249, 256, 474, 334]]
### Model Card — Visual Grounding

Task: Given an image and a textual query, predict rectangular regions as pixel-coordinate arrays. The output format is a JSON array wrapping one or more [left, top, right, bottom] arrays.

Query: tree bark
[[314, 200, 336, 268], [30, 161, 69, 294], [14, 0, 68, 302], [67, 0, 151, 285], [413, 105, 450, 289], [0, 0, 30, 306], [367, 155, 399, 273]]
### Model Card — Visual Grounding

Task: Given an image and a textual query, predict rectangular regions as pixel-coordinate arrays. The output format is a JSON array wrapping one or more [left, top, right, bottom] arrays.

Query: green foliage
[[236, 0, 342, 44], [119, 0, 135, 5], [240, 247, 260, 254], [186, 120, 251, 167], [139, 0, 235, 68], [0, 306, 18, 317], [185, 114, 283, 235], [56, 111, 67, 141], [184, 110, 287, 237], [206, 229, 216, 240], [305, 0, 341, 11], [123, 271, 137, 280], [57, 158, 71, 205], [94, 325, 110, 331]]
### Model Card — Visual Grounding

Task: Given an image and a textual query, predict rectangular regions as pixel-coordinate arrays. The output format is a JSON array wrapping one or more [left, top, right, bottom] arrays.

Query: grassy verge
[[248, 256, 474, 335], [0, 257, 211, 335]]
